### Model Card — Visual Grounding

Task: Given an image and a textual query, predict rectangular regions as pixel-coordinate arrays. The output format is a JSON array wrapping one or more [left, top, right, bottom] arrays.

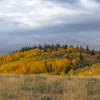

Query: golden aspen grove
[[0, 44, 100, 76]]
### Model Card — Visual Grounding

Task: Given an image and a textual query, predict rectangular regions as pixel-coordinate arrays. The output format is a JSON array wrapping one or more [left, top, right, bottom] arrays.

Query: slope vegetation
[[0, 44, 100, 75]]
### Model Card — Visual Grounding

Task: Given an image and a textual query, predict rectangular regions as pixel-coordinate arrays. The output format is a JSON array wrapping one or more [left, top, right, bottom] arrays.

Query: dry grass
[[0, 75, 100, 100]]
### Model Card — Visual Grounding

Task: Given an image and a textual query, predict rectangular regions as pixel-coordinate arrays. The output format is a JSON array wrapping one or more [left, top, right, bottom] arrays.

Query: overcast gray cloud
[[0, 0, 100, 55]]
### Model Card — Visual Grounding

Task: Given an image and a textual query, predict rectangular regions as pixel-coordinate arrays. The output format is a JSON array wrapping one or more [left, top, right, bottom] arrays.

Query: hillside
[[0, 44, 100, 75]]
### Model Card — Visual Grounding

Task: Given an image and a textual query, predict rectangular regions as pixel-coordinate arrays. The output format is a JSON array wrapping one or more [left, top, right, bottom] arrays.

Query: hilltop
[[0, 44, 100, 75]]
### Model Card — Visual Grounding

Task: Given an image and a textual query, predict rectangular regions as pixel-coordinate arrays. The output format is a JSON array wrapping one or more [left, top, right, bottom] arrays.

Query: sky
[[0, 0, 100, 55]]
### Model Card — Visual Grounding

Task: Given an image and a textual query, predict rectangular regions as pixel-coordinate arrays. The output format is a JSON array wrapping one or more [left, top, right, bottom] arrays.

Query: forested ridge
[[0, 44, 100, 75]]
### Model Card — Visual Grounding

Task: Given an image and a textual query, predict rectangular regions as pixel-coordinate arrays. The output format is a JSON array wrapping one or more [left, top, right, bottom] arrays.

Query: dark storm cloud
[[95, 0, 100, 3]]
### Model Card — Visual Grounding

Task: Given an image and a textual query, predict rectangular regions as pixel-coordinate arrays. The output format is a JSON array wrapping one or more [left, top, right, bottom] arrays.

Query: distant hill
[[0, 44, 100, 75], [1, 36, 100, 56]]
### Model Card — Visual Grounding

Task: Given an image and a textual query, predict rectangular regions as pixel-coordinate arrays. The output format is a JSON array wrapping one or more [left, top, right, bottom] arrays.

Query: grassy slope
[[0, 75, 100, 100]]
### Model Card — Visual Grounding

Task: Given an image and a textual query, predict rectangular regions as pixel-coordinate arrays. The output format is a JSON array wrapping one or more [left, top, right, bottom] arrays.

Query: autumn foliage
[[0, 44, 100, 75]]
